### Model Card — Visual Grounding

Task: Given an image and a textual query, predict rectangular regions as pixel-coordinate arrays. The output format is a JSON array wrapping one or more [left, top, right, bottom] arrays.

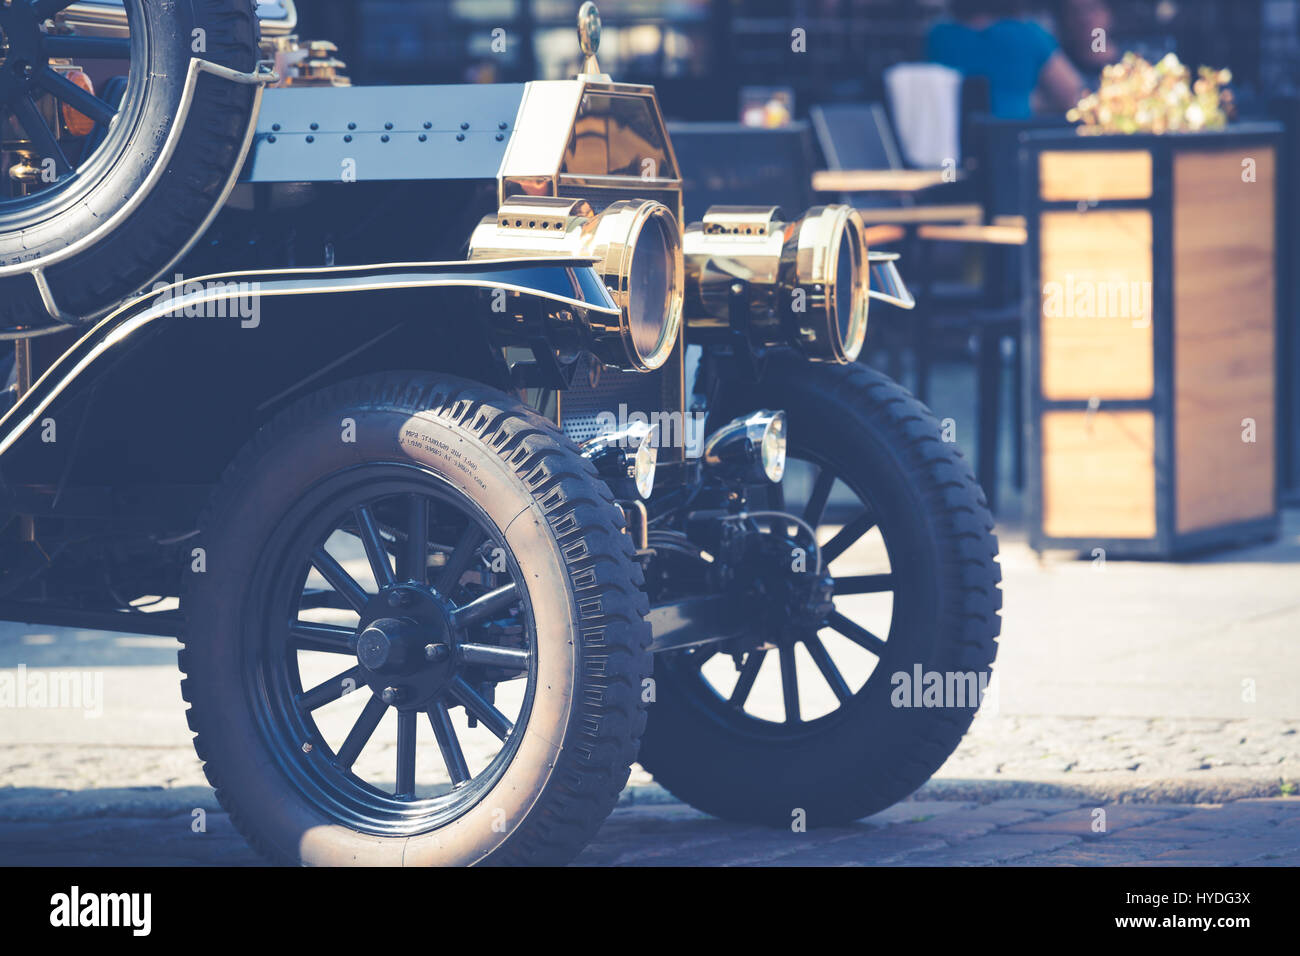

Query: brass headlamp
[[469, 195, 684, 372], [683, 203, 873, 363]]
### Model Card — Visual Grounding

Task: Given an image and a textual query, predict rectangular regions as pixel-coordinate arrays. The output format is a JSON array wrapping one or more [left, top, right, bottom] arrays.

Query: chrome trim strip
[[0, 264, 621, 457], [103, 256, 608, 318], [867, 256, 916, 311]]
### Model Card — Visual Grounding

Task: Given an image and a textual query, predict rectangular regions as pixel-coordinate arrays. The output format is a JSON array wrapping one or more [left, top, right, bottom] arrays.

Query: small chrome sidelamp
[[581, 420, 658, 500], [703, 410, 788, 484]]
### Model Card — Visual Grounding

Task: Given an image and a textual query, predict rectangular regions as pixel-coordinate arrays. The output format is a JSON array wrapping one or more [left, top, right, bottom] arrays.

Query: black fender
[[0, 257, 619, 518]]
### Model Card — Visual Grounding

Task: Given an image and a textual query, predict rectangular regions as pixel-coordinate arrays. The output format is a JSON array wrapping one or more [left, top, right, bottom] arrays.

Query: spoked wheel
[[262, 481, 538, 833], [0, 0, 134, 204], [676, 448, 899, 732], [639, 359, 1001, 827], [0, 0, 260, 330], [182, 374, 651, 866]]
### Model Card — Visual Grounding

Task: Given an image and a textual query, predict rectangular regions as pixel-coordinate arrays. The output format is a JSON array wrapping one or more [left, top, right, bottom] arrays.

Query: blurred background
[[285, 0, 1300, 532], [295, 0, 1296, 118]]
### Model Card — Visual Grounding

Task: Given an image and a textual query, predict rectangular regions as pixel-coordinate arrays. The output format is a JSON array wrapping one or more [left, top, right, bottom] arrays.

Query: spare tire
[[0, 0, 261, 331]]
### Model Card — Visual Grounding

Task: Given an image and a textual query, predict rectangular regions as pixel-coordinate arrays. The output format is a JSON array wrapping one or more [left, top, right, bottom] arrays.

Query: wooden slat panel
[[1042, 410, 1157, 539], [1173, 147, 1276, 533], [1039, 150, 1152, 201], [1040, 210, 1153, 400]]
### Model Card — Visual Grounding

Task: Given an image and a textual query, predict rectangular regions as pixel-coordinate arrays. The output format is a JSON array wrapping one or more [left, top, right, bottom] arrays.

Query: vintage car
[[0, 0, 1000, 865]]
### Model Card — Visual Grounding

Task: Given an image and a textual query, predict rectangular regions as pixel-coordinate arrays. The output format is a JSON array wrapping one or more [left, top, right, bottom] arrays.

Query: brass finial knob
[[577, 2, 602, 76]]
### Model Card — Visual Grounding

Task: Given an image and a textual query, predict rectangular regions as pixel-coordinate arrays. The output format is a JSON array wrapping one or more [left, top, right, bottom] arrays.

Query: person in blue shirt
[[927, 0, 1085, 119]]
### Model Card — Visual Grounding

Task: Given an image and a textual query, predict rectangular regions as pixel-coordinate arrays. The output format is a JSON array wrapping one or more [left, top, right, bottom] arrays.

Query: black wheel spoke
[[778, 643, 800, 723], [298, 589, 355, 611], [729, 649, 765, 707], [395, 710, 417, 799], [289, 620, 356, 654], [31, 0, 80, 19], [821, 508, 877, 565], [36, 66, 117, 126], [336, 694, 388, 769], [804, 635, 852, 703], [11, 94, 71, 175], [42, 35, 132, 59], [353, 505, 396, 590], [435, 522, 485, 594], [803, 467, 835, 527], [402, 494, 429, 583], [297, 665, 364, 712], [449, 676, 513, 740], [456, 642, 529, 672], [833, 573, 895, 595], [427, 700, 471, 787], [451, 581, 519, 629], [828, 611, 887, 657], [311, 546, 369, 613]]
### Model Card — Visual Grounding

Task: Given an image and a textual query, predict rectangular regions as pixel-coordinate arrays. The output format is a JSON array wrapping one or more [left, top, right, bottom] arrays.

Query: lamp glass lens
[[628, 215, 673, 363]]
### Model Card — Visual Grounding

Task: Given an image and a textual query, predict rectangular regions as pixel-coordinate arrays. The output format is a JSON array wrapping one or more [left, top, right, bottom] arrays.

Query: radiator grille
[[559, 354, 685, 465]]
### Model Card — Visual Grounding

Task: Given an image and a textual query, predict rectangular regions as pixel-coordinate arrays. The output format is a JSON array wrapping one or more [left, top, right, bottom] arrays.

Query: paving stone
[[1001, 804, 1185, 838], [863, 800, 977, 825], [885, 804, 1042, 840], [1108, 823, 1230, 844], [1138, 834, 1300, 866], [774, 831, 948, 867], [1172, 802, 1299, 831], [982, 797, 1093, 813], [896, 833, 1082, 866], [1005, 841, 1163, 866]]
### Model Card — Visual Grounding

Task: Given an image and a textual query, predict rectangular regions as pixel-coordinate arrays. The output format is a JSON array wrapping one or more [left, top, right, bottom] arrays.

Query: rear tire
[[639, 359, 1001, 826]]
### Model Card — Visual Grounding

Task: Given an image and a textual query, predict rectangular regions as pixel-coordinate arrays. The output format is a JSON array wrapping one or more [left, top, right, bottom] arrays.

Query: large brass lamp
[[683, 203, 872, 363], [469, 194, 684, 372]]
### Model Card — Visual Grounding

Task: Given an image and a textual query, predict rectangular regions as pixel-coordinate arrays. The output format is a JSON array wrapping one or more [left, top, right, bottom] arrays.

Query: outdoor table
[[811, 168, 956, 193]]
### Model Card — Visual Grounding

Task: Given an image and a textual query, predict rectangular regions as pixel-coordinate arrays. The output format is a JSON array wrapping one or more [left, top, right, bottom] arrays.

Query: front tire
[[639, 359, 1001, 826], [180, 374, 650, 866]]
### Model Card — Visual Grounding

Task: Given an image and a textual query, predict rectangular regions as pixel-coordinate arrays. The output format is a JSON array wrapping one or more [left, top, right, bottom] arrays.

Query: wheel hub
[[356, 617, 418, 674], [736, 531, 836, 638], [354, 584, 457, 708]]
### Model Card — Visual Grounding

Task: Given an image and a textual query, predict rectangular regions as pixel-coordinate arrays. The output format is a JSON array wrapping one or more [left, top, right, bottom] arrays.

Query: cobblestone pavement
[[0, 794, 1296, 866], [1, 516, 1297, 865]]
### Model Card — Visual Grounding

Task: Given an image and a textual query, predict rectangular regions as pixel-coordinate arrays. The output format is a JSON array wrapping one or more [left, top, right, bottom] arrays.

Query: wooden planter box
[[1020, 124, 1282, 556]]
